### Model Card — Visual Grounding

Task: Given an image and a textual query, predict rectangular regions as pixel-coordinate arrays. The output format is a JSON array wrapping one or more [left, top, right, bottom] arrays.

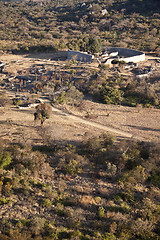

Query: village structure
[[67, 47, 146, 65], [0, 46, 158, 108]]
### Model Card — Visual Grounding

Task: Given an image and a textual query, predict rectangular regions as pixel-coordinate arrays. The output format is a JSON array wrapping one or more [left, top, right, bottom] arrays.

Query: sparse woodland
[[0, 132, 160, 240], [0, 0, 159, 55], [0, 0, 160, 239]]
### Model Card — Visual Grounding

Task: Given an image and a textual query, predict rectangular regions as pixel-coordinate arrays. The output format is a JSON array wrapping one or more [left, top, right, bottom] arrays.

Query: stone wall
[[67, 48, 145, 64], [106, 47, 145, 63], [67, 50, 94, 62]]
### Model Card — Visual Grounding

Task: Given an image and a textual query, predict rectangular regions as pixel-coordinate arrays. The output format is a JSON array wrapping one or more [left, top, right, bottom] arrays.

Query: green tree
[[88, 36, 101, 54], [100, 86, 124, 105], [0, 152, 12, 169], [98, 206, 105, 218]]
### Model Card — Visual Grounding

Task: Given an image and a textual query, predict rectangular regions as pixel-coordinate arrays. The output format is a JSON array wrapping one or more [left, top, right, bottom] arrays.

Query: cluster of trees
[[74, 66, 160, 108], [68, 36, 102, 54]]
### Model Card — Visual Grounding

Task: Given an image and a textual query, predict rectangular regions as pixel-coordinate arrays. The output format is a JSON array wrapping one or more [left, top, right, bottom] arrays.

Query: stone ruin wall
[[106, 47, 145, 63], [67, 50, 93, 62], [67, 48, 145, 64]]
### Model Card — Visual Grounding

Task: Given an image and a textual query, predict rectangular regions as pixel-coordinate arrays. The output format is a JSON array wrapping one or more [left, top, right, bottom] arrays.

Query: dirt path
[[36, 98, 134, 139], [21, 98, 156, 142], [0, 97, 159, 146], [51, 106, 134, 139]]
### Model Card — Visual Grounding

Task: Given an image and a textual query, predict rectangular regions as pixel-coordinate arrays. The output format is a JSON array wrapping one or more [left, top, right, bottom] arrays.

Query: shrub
[[55, 92, 66, 104], [88, 36, 101, 54], [123, 143, 141, 170], [40, 198, 52, 208], [58, 230, 71, 239], [55, 86, 84, 106], [59, 153, 84, 175], [83, 134, 115, 156], [30, 216, 46, 236], [100, 134, 115, 148], [98, 85, 124, 105], [148, 171, 160, 188], [106, 162, 117, 177], [98, 206, 105, 219], [122, 91, 156, 107], [120, 188, 134, 202], [1, 181, 12, 197], [43, 223, 57, 238], [110, 222, 117, 234], [12, 98, 22, 106], [0, 197, 10, 205], [102, 232, 117, 240], [65, 159, 82, 175], [34, 103, 52, 126], [0, 152, 12, 169]]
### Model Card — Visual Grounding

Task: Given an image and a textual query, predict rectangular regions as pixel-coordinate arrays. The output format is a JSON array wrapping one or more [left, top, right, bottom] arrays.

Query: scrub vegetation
[[0, 134, 160, 240]]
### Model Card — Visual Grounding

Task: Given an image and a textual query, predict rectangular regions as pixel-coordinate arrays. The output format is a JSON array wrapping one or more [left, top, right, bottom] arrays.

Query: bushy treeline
[[89, 74, 160, 108], [70, 64, 160, 108], [0, 133, 160, 239]]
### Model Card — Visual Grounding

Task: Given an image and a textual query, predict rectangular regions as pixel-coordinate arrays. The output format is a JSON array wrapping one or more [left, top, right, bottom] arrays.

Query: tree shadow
[[0, 120, 6, 125], [112, 0, 160, 16], [12, 109, 34, 116], [32, 138, 82, 152], [25, 51, 68, 61], [127, 124, 160, 132], [89, 106, 131, 113], [55, 5, 84, 23]]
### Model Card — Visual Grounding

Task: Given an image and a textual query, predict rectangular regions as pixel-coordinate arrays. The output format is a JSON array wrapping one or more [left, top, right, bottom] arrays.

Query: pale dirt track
[[0, 92, 160, 146], [0, 100, 160, 146], [50, 101, 160, 143], [51, 106, 133, 138]]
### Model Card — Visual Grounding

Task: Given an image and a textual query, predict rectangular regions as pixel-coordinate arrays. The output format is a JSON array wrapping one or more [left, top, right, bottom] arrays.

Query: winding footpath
[[50, 105, 147, 142], [16, 96, 145, 141], [33, 98, 145, 141], [51, 106, 133, 138]]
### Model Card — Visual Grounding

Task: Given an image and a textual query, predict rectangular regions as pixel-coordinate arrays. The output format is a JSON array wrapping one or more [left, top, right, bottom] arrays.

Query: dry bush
[[34, 103, 52, 126], [79, 195, 96, 206], [0, 94, 11, 107], [58, 152, 85, 175], [37, 126, 56, 148]]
